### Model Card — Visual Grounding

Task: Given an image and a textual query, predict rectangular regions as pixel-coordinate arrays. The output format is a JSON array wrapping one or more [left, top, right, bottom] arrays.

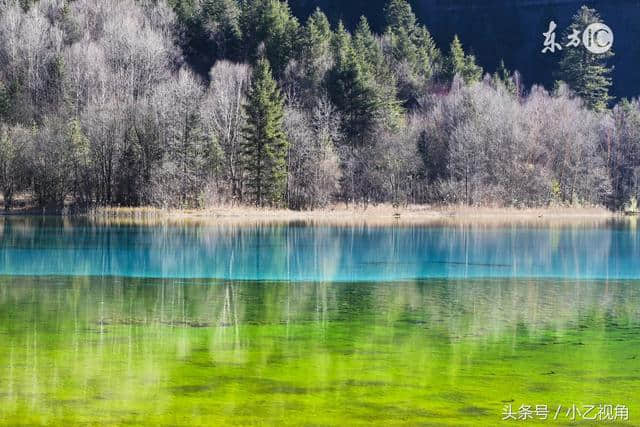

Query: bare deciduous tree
[[285, 95, 341, 209], [201, 61, 250, 203]]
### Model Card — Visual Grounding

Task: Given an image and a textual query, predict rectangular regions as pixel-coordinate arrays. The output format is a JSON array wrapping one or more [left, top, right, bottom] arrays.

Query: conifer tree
[[169, 0, 199, 24], [353, 16, 385, 78], [242, 58, 289, 207], [384, 0, 416, 34], [304, 9, 332, 61], [558, 6, 614, 111], [301, 9, 333, 87], [383, 0, 440, 102], [46, 54, 68, 113], [353, 17, 402, 130], [327, 18, 402, 144], [200, 0, 242, 60], [326, 22, 380, 145], [445, 35, 483, 83], [412, 26, 440, 77], [330, 21, 352, 65], [240, 0, 301, 78], [493, 60, 518, 95]]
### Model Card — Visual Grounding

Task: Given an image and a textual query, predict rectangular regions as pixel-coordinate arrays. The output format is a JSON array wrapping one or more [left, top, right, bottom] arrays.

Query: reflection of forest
[[1, 216, 639, 280], [1, 276, 639, 424], [1, 276, 639, 349]]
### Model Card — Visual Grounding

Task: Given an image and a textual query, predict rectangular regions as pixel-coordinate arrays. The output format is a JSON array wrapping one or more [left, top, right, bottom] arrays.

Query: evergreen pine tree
[[240, 0, 301, 78], [301, 9, 332, 86], [383, 0, 440, 104], [445, 35, 482, 83], [447, 36, 465, 78], [385, 0, 417, 33], [493, 60, 517, 95], [304, 8, 332, 60], [200, 0, 242, 60], [242, 58, 289, 207], [46, 54, 68, 113], [353, 16, 385, 77], [326, 22, 380, 145], [169, 0, 199, 23], [558, 6, 614, 111], [384, 0, 440, 68], [331, 21, 352, 64], [355, 18, 403, 129], [412, 26, 440, 77]]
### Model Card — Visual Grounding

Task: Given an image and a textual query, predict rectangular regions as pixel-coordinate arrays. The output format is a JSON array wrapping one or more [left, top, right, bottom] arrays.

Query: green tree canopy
[[326, 22, 382, 145], [242, 58, 289, 207], [353, 17, 388, 79], [445, 35, 483, 84], [557, 6, 614, 111], [300, 8, 333, 86], [383, 0, 440, 104], [303, 8, 332, 59], [200, 0, 242, 59], [384, 0, 416, 33], [492, 59, 518, 95], [240, 0, 301, 78]]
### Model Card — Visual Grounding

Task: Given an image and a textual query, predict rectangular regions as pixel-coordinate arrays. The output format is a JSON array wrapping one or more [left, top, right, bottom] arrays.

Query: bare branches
[[418, 79, 611, 207], [0, 0, 636, 212]]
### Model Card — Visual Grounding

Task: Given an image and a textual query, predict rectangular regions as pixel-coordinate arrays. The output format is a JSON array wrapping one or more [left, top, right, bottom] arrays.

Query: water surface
[[1, 217, 640, 281], [0, 217, 639, 425]]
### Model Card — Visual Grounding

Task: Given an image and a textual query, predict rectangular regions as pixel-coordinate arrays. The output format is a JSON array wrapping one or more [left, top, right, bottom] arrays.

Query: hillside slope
[[288, 0, 640, 97]]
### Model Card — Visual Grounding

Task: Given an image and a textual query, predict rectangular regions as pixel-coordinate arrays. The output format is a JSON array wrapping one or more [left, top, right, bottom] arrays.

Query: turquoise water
[[1, 217, 640, 425], [0, 217, 639, 281]]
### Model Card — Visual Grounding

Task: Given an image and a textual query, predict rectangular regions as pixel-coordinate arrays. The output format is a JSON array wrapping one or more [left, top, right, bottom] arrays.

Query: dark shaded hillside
[[288, 0, 640, 98]]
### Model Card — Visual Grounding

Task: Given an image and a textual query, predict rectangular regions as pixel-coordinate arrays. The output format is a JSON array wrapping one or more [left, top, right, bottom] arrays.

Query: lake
[[0, 217, 639, 425]]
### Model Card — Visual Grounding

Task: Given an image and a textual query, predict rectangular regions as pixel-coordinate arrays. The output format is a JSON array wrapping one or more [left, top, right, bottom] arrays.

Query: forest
[[0, 0, 638, 212]]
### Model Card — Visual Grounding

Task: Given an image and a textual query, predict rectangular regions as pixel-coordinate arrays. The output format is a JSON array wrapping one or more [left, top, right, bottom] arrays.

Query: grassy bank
[[82, 204, 623, 227]]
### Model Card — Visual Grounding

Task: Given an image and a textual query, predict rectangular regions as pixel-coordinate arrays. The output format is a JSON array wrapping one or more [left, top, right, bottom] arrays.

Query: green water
[[1, 276, 639, 426]]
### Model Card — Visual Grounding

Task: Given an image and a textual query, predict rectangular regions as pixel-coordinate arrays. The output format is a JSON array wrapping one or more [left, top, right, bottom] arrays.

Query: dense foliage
[[558, 6, 614, 112], [0, 0, 637, 211]]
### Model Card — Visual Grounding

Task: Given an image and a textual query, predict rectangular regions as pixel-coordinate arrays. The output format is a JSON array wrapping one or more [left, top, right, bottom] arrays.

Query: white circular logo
[[583, 23, 614, 54]]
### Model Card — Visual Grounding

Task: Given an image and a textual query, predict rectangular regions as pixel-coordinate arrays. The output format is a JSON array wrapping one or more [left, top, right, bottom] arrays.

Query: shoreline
[[82, 205, 626, 226], [1, 204, 629, 226]]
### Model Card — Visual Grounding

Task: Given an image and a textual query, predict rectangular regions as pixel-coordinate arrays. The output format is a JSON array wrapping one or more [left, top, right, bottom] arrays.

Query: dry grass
[[87, 204, 622, 227]]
